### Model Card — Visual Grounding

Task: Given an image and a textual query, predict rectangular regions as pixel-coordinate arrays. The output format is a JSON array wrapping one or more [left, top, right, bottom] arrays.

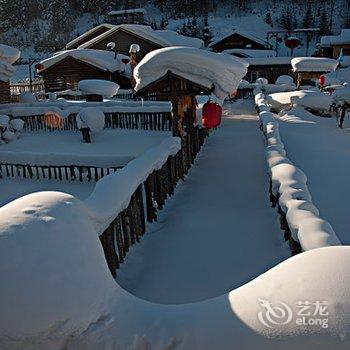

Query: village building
[[66, 24, 114, 50], [209, 28, 271, 52], [318, 29, 350, 59], [108, 8, 147, 25], [36, 49, 132, 93], [243, 57, 293, 83], [74, 24, 203, 61]]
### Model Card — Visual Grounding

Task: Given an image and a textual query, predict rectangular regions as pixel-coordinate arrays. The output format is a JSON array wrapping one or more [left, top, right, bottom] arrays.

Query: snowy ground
[[0, 129, 171, 158], [0, 178, 94, 207], [277, 107, 350, 245], [116, 100, 290, 304]]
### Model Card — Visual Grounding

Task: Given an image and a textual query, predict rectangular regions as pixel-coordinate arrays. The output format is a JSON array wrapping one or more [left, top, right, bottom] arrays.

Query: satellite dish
[[107, 42, 116, 51], [129, 44, 140, 54]]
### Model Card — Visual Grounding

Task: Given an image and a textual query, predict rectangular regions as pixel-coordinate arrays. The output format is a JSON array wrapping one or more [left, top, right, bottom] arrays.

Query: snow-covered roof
[[291, 57, 338, 72], [108, 8, 147, 16], [244, 56, 292, 66], [320, 28, 350, 47], [134, 47, 248, 99], [210, 28, 269, 48], [66, 24, 114, 50], [223, 49, 276, 58], [37, 49, 131, 75], [0, 44, 21, 82], [78, 24, 203, 50]]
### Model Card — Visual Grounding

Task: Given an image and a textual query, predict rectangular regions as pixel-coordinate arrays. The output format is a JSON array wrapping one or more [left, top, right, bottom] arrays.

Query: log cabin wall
[[211, 33, 267, 52], [0, 80, 11, 104], [41, 57, 112, 92], [245, 65, 295, 83], [86, 29, 162, 61]]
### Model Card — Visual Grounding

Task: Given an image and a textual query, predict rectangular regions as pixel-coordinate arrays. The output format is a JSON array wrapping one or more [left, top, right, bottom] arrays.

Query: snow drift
[[291, 57, 338, 72]]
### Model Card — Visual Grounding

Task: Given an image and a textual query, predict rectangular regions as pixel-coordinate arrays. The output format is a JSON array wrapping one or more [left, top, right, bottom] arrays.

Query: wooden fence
[[0, 163, 124, 182], [18, 111, 172, 132], [99, 129, 207, 277]]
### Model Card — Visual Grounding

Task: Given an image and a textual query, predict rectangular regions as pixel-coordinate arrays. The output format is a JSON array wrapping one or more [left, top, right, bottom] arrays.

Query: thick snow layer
[[0, 178, 94, 207], [275, 75, 294, 85], [19, 91, 36, 103], [0, 129, 170, 165], [256, 93, 340, 250], [266, 90, 330, 112], [291, 57, 338, 73], [332, 87, 350, 104], [117, 101, 288, 303], [76, 107, 105, 132], [0, 60, 16, 82], [38, 49, 131, 76], [325, 66, 350, 85], [0, 99, 172, 118], [0, 44, 20, 65], [276, 106, 350, 244], [134, 47, 248, 99], [78, 80, 119, 98], [79, 24, 204, 50], [0, 192, 117, 344], [85, 137, 181, 233], [223, 48, 276, 58]]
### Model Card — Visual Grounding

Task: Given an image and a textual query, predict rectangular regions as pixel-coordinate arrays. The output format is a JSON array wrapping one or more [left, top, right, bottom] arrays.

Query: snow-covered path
[[117, 100, 289, 304]]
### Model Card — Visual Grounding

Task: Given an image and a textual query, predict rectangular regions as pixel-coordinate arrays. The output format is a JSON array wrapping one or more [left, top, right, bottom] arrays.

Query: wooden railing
[[10, 81, 45, 96], [99, 129, 207, 277], [0, 163, 125, 182], [18, 111, 172, 132]]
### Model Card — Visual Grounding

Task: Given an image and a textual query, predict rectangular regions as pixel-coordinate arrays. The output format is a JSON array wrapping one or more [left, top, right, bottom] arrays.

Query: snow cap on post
[[77, 107, 105, 133], [134, 47, 248, 99], [291, 57, 338, 72], [78, 79, 120, 98]]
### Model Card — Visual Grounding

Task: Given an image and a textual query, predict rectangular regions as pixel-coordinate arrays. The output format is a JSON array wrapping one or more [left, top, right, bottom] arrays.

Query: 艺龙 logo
[[258, 298, 293, 328]]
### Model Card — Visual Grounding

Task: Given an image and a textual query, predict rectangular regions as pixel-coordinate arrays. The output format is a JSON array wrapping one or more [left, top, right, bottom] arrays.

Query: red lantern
[[319, 75, 325, 86], [285, 37, 300, 50], [202, 101, 222, 129], [122, 58, 130, 64], [35, 63, 44, 72]]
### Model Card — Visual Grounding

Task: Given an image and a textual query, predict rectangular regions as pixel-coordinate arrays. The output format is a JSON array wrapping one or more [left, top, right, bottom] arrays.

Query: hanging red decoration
[[285, 37, 301, 50], [35, 63, 44, 72], [202, 101, 222, 129], [122, 58, 130, 64], [319, 75, 325, 86]]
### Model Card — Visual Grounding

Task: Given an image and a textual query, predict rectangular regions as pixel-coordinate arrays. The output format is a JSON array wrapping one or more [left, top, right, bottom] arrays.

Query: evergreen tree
[[303, 1, 314, 29], [319, 7, 331, 35], [202, 12, 213, 46], [264, 10, 272, 25]]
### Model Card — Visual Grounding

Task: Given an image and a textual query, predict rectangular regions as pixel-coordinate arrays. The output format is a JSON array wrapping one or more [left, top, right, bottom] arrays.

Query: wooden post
[[81, 128, 91, 143]]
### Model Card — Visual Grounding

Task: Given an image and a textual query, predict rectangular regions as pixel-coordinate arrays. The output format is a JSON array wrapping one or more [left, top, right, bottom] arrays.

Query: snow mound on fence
[[332, 87, 350, 104], [76, 107, 105, 132], [134, 47, 248, 100], [256, 90, 340, 251], [291, 57, 338, 72], [275, 75, 294, 85], [78, 79, 120, 98], [85, 136, 181, 233], [0, 191, 116, 345]]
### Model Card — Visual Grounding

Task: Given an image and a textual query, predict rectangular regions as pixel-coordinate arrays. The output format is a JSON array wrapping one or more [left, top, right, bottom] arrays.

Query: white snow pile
[[238, 79, 252, 89], [0, 192, 117, 348], [0, 114, 24, 144], [76, 107, 105, 132], [134, 47, 248, 100], [332, 87, 350, 104], [266, 90, 332, 112], [275, 75, 294, 85], [255, 77, 268, 85], [37, 49, 131, 77], [291, 57, 338, 73], [78, 80, 120, 98], [19, 91, 37, 103], [0, 44, 21, 82], [85, 137, 181, 233], [1, 192, 350, 349], [255, 90, 340, 250]]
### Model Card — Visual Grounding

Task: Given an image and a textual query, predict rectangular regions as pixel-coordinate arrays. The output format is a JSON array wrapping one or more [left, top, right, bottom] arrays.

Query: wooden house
[[210, 28, 270, 52], [244, 57, 294, 83], [36, 49, 132, 93], [319, 29, 350, 59], [108, 8, 147, 25], [0, 80, 11, 103], [76, 24, 203, 61], [66, 24, 114, 50]]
